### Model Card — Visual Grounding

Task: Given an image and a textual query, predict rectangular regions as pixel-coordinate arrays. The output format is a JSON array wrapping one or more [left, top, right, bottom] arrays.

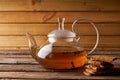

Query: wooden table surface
[[0, 50, 120, 80]]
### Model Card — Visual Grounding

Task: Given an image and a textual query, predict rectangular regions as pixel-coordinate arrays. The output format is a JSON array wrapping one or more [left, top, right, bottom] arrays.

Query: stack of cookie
[[83, 55, 117, 76]]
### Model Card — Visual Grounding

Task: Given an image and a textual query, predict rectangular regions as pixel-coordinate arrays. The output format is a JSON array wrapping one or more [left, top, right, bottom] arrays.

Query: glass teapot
[[26, 18, 99, 69]]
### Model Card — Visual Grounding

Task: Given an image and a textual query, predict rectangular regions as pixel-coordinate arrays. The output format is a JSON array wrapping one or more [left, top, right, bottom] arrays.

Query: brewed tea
[[36, 50, 87, 69]]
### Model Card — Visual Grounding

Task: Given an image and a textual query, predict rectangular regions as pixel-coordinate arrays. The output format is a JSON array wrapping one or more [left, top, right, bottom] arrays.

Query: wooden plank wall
[[0, 0, 120, 50]]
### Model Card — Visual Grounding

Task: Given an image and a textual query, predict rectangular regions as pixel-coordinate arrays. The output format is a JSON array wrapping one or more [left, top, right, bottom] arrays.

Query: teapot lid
[[48, 29, 75, 38], [47, 18, 76, 42], [48, 29, 76, 43]]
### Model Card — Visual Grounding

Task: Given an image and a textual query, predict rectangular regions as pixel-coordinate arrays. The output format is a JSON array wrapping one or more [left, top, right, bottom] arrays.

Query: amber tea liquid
[[37, 50, 87, 69]]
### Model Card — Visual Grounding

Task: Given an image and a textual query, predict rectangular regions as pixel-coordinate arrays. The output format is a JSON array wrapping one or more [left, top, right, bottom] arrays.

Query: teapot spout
[[26, 33, 39, 59]]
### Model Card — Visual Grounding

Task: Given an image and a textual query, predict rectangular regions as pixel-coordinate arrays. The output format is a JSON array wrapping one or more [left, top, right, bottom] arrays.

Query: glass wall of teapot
[[26, 18, 99, 69]]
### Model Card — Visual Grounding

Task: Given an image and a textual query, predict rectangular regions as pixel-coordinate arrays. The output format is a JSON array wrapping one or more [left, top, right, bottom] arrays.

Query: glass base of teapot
[[37, 50, 87, 69]]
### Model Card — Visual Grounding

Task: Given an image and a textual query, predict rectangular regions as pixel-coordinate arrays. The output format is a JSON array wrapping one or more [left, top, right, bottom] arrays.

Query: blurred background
[[0, 0, 119, 51]]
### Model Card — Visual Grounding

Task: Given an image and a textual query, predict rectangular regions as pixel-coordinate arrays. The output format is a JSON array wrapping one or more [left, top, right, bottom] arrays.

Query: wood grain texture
[[0, 36, 119, 50], [0, 0, 119, 11], [0, 23, 119, 36], [0, 65, 47, 72], [0, 72, 120, 79], [0, 12, 119, 23], [0, 50, 119, 79], [34, 0, 120, 11], [0, 0, 33, 11], [0, 0, 119, 50]]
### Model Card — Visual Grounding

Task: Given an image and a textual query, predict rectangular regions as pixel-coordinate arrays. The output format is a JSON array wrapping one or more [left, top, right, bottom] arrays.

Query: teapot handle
[[72, 18, 99, 55]]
